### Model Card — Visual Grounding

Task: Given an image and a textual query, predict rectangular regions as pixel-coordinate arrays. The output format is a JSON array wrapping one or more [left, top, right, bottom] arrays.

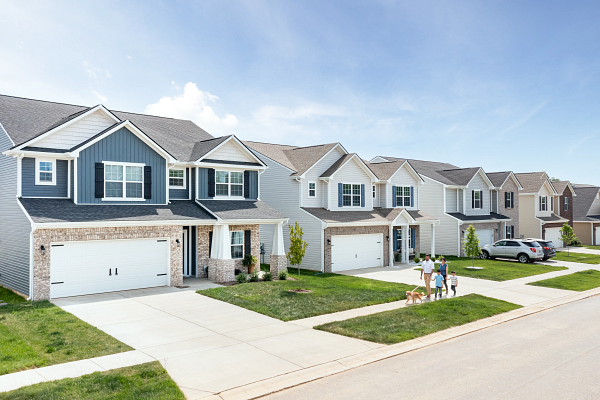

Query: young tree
[[287, 221, 308, 290], [463, 225, 481, 268], [559, 222, 578, 255]]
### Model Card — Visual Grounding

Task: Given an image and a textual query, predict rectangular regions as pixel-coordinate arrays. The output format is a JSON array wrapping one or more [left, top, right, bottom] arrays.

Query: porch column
[[402, 226, 409, 264], [270, 223, 288, 276], [388, 224, 393, 267], [208, 224, 235, 282], [430, 224, 436, 259]]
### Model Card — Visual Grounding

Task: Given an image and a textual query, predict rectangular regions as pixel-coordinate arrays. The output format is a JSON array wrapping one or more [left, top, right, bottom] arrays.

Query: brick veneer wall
[[323, 226, 390, 273], [558, 186, 574, 225], [32, 225, 183, 301], [459, 222, 502, 257], [500, 177, 520, 238]]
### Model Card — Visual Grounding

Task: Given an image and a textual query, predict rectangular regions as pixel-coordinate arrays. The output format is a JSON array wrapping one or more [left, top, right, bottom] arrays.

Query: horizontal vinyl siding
[[446, 188, 457, 212], [465, 173, 490, 216], [519, 195, 541, 238], [379, 183, 389, 208], [169, 168, 190, 200], [209, 140, 255, 163], [0, 124, 32, 296], [22, 157, 69, 198], [372, 183, 380, 207], [77, 127, 167, 204], [573, 222, 593, 245], [536, 185, 553, 218], [329, 161, 373, 211], [388, 167, 419, 210], [458, 189, 463, 213], [34, 110, 115, 149], [302, 148, 344, 208]]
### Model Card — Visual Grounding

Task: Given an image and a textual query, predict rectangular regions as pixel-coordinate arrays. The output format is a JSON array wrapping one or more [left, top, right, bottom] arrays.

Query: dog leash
[[412, 286, 420, 292]]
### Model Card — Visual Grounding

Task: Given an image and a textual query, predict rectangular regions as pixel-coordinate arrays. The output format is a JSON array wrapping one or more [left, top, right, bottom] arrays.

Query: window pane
[[343, 196, 351, 206], [353, 195, 361, 206], [169, 169, 184, 178], [169, 178, 184, 187], [39, 172, 53, 182], [352, 185, 361, 195], [216, 184, 229, 196], [309, 183, 315, 190], [404, 187, 410, 196], [231, 231, 243, 245], [403, 197, 411, 206], [231, 184, 243, 197], [105, 165, 123, 181], [216, 171, 229, 183], [39, 161, 53, 172], [230, 172, 243, 184], [126, 182, 143, 198], [343, 184, 351, 195], [231, 245, 243, 259], [105, 181, 123, 197], [126, 166, 143, 182]]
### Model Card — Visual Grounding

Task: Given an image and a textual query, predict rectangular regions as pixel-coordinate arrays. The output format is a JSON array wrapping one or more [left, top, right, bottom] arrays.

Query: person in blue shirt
[[439, 257, 449, 295], [433, 269, 445, 299]]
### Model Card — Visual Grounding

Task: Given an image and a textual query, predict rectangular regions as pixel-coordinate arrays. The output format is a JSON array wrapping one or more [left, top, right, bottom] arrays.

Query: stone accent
[[208, 258, 235, 283], [324, 225, 390, 273], [459, 222, 502, 257], [32, 225, 184, 301], [196, 225, 213, 278], [499, 177, 520, 238], [269, 254, 288, 276]]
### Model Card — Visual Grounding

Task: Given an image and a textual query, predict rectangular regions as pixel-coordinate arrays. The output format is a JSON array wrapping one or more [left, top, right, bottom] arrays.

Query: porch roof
[[447, 212, 511, 222], [301, 207, 437, 224]]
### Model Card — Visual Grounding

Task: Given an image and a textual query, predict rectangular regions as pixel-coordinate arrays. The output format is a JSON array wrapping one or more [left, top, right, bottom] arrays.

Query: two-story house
[[543, 180, 577, 246], [372, 157, 521, 256], [514, 172, 567, 242], [0, 94, 287, 300], [572, 184, 600, 246], [243, 141, 438, 273]]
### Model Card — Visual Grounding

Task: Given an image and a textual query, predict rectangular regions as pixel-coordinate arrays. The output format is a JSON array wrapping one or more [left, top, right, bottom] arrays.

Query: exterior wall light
[[176, 239, 181, 247], [40, 245, 46, 255]]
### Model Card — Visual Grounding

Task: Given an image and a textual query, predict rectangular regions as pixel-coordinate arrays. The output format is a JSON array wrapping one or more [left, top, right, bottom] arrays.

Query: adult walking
[[420, 254, 435, 298], [439, 257, 449, 295]]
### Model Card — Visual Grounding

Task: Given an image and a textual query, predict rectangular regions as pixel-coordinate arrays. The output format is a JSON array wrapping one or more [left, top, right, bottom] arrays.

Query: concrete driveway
[[53, 279, 377, 399]]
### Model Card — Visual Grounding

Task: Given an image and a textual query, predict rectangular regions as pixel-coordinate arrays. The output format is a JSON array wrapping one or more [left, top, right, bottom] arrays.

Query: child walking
[[439, 257, 449, 295], [450, 271, 458, 296], [433, 269, 445, 299]]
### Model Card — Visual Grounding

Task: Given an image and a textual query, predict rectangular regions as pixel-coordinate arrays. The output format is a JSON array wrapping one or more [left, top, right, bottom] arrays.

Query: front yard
[[315, 294, 521, 344], [0, 286, 131, 375], [199, 268, 425, 321], [420, 256, 567, 281], [553, 252, 600, 264], [527, 270, 600, 291]]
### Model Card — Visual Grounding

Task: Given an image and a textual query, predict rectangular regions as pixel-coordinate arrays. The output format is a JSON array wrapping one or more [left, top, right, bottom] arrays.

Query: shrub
[[263, 272, 273, 281], [278, 270, 288, 280], [236, 273, 247, 284], [414, 257, 420, 263], [431, 256, 436, 262], [249, 271, 259, 282], [571, 238, 582, 246]]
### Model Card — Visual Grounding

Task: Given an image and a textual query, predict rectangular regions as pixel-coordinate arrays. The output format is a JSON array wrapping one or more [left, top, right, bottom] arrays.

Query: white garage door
[[331, 234, 383, 272], [50, 238, 170, 299], [475, 229, 494, 247], [545, 227, 562, 247]]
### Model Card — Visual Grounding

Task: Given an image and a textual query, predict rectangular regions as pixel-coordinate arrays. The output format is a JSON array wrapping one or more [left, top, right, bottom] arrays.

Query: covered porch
[[388, 209, 438, 266]]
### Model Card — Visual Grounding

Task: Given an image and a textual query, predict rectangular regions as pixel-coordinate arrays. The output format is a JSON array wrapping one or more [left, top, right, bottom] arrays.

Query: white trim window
[[473, 190, 482, 209], [540, 196, 547, 211], [104, 162, 144, 200], [372, 185, 376, 199], [35, 158, 56, 185], [308, 182, 316, 197], [564, 196, 569, 211], [342, 183, 361, 207], [231, 231, 244, 259], [396, 186, 411, 207], [169, 168, 186, 189], [216, 171, 243, 197]]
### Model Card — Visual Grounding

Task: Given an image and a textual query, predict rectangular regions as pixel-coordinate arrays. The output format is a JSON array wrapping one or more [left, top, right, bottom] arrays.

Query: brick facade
[[459, 222, 502, 257], [323, 225, 390, 273], [499, 176, 520, 239], [269, 254, 288, 276], [558, 186, 574, 225]]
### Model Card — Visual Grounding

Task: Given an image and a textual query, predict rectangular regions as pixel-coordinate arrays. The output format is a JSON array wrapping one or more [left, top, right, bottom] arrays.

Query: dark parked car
[[525, 238, 557, 260]]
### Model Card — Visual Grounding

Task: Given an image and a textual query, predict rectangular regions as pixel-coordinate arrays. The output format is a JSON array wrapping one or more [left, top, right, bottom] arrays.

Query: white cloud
[[127, 55, 132, 60], [92, 91, 107, 103], [145, 82, 238, 134], [82, 61, 111, 80]]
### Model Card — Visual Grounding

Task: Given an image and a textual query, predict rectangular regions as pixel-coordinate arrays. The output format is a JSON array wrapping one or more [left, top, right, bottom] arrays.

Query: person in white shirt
[[420, 254, 435, 298]]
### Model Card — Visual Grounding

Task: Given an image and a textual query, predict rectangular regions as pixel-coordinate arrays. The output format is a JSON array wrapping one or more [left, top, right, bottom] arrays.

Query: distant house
[[572, 184, 600, 246]]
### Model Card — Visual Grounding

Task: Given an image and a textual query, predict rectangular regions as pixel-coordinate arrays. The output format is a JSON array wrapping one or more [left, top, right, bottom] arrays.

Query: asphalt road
[[262, 295, 600, 400]]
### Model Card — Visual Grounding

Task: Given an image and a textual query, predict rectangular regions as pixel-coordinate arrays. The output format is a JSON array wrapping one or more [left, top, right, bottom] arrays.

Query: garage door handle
[[157, 273, 167, 276], [115, 268, 118, 275], [109, 268, 112, 276]]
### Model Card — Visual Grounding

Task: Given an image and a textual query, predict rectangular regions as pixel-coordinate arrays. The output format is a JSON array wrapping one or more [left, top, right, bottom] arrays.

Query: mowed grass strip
[[315, 294, 521, 344], [0, 362, 184, 400], [527, 270, 600, 291], [0, 286, 132, 376], [199, 268, 425, 321], [553, 252, 600, 264], [427, 256, 568, 281]]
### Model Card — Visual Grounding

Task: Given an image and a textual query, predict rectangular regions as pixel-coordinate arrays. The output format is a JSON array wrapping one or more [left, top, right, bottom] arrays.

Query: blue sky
[[1, 1, 599, 184]]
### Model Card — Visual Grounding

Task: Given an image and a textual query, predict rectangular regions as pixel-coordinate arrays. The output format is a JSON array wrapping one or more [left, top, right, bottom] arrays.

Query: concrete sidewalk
[[557, 246, 600, 255]]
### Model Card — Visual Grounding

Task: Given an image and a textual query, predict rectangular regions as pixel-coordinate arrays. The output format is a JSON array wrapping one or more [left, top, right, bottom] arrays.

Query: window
[[505, 192, 514, 209], [308, 182, 316, 197], [169, 169, 186, 188], [473, 190, 481, 209], [215, 171, 243, 197], [396, 186, 411, 207], [35, 158, 56, 185], [550, 197, 554, 212], [395, 229, 414, 252], [540, 196, 547, 211], [342, 184, 361, 207], [231, 231, 244, 259], [505, 225, 515, 239], [372, 185, 376, 199], [564, 197, 569, 211], [104, 163, 143, 199]]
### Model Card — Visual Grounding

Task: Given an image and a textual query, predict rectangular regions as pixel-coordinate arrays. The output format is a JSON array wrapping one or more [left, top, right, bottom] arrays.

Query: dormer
[[367, 159, 424, 209], [441, 168, 494, 216]]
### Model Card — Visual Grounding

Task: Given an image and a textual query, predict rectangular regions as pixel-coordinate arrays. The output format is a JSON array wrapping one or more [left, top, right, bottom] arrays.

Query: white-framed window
[[35, 158, 56, 185], [104, 162, 144, 200], [308, 182, 316, 197], [540, 196, 547, 211], [506, 225, 515, 239], [231, 231, 244, 259], [216, 170, 243, 197], [473, 190, 481, 209], [396, 186, 411, 207], [373, 185, 376, 199], [342, 183, 361, 207], [505, 191, 514, 209], [169, 168, 186, 189], [564, 197, 569, 211], [551, 196, 554, 212]]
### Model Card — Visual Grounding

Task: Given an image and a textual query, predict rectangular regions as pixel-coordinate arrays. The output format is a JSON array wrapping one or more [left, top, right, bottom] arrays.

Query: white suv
[[480, 239, 544, 263]]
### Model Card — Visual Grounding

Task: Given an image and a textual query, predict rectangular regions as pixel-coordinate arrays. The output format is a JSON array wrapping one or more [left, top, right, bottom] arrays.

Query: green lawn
[[576, 245, 600, 251], [553, 252, 600, 264], [315, 294, 521, 344], [199, 268, 425, 321], [421, 256, 568, 281], [0, 362, 184, 400], [527, 270, 600, 291], [0, 286, 132, 376]]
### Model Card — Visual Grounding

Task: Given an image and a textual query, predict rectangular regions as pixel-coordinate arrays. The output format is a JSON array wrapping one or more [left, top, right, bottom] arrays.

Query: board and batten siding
[[445, 188, 457, 212], [519, 195, 542, 238], [301, 147, 345, 208], [464, 173, 490, 216], [169, 167, 190, 200], [387, 167, 419, 210], [77, 127, 166, 204], [21, 157, 69, 198], [328, 160, 374, 211], [208, 140, 256, 163], [0, 124, 32, 296], [250, 150, 324, 271], [418, 176, 460, 256], [34, 110, 115, 150]]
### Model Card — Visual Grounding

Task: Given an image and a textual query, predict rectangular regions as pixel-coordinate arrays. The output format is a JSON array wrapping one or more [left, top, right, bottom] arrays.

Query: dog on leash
[[405, 288, 424, 304]]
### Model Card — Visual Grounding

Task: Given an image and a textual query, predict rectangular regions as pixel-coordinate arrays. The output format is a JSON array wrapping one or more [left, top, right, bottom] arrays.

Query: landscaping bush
[[236, 273, 247, 284], [278, 270, 288, 280], [249, 271, 260, 282], [571, 238, 582, 246], [263, 272, 273, 281], [414, 257, 421, 263]]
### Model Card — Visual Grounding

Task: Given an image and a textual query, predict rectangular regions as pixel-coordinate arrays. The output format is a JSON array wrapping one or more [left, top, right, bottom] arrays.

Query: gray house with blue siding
[[0, 94, 287, 300]]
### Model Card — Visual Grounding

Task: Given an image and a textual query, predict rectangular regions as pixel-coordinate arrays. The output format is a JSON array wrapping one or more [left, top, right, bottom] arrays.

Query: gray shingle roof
[[437, 167, 481, 186], [20, 198, 216, 224], [573, 186, 600, 221], [447, 212, 511, 221], [320, 153, 356, 178], [515, 172, 551, 194], [197, 200, 286, 220], [538, 213, 569, 223], [550, 180, 573, 196], [301, 207, 437, 224], [486, 171, 511, 188], [364, 159, 414, 181], [378, 157, 468, 185]]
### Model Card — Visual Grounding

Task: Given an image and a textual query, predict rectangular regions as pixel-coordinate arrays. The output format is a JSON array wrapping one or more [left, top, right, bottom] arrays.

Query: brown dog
[[405, 290, 424, 304]]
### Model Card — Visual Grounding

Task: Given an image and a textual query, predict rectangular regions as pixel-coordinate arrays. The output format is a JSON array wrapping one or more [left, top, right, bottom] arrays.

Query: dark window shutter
[[392, 186, 397, 207], [511, 226, 515, 239], [471, 191, 475, 209], [207, 168, 215, 198], [411, 228, 416, 249], [360, 184, 365, 207], [539, 196, 542, 211], [504, 192, 509, 209], [243, 171, 250, 198], [144, 166, 152, 199], [338, 183, 343, 207], [551, 197, 554, 211], [208, 231, 213, 258], [410, 186, 414, 207], [393, 230, 398, 251], [244, 230, 251, 256], [95, 163, 104, 198], [480, 191, 483, 208]]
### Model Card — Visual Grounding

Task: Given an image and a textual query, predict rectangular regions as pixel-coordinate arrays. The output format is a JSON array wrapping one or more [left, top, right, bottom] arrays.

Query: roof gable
[[320, 153, 377, 180], [197, 135, 264, 166], [515, 172, 556, 194], [573, 186, 600, 220]]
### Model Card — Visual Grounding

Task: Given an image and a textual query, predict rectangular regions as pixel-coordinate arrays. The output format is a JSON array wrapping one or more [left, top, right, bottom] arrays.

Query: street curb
[[215, 287, 600, 400]]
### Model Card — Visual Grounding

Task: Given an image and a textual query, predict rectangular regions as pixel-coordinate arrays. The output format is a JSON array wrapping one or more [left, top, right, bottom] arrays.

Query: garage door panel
[[545, 228, 562, 247], [331, 234, 383, 272], [475, 229, 494, 247]]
